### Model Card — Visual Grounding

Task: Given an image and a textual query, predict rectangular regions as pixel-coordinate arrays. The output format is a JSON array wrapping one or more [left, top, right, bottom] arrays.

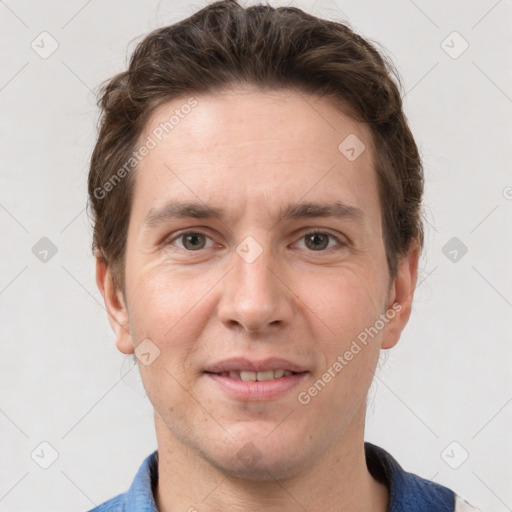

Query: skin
[[97, 86, 419, 512]]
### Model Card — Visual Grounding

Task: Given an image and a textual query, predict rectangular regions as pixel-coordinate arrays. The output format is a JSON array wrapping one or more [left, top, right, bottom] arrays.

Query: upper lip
[[204, 357, 308, 374]]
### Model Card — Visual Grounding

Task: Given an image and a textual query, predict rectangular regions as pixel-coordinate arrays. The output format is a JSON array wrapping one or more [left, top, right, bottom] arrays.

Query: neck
[[153, 412, 389, 512]]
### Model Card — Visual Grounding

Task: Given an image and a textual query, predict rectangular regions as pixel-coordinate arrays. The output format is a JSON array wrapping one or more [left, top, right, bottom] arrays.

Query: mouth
[[205, 369, 301, 381], [203, 358, 309, 401]]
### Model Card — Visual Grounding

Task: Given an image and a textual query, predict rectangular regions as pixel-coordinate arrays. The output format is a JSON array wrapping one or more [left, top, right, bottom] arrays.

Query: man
[[88, 1, 480, 510]]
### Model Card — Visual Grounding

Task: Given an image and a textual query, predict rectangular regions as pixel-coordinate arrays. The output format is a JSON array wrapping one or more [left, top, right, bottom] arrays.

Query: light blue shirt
[[87, 442, 472, 511]]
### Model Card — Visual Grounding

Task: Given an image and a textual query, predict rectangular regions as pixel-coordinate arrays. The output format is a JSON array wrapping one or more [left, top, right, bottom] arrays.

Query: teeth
[[224, 369, 295, 381], [240, 371, 257, 382], [273, 369, 285, 378], [256, 370, 275, 381]]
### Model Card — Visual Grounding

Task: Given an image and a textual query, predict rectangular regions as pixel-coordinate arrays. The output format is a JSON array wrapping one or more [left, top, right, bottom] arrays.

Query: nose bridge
[[217, 235, 290, 331]]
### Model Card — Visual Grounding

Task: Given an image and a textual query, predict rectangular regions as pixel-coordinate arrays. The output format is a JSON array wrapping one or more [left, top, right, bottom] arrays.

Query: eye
[[165, 229, 345, 252], [169, 231, 215, 251], [295, 230, 345, 251]]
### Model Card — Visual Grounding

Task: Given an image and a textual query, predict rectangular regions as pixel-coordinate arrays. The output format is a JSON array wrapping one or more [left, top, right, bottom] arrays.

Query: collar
[[365, 442, 454, 511]]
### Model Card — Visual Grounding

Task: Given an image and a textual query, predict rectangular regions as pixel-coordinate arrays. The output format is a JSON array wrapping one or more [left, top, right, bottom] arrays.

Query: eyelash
[[165, 229, 346, 252]]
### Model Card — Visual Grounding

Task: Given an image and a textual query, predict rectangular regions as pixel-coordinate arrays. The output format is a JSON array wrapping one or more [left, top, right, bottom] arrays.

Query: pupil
[[306, 233, 328, 250]]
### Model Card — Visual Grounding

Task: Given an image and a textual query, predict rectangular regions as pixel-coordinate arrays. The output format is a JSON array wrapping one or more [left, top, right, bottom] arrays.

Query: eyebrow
[[143, 200, 366, 228]]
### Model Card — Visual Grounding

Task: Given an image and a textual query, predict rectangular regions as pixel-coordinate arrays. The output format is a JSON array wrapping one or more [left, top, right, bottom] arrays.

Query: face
[[98, 87, 418, 480]]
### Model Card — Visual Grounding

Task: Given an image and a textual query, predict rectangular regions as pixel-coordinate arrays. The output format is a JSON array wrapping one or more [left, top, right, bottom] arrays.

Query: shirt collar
[[365, 442, 454, 511], [124, 449, 159, 511]]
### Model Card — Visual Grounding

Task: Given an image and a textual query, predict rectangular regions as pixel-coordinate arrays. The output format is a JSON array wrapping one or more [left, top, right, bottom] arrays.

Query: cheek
[[125, 258, 237, 378], [297, 274, 381, 428], [126, 268, 201, 412], [125, 261, 209, 341], [305, 270, 385, 409], [301, 268, 385, 349], [296, 267, 385, 414]]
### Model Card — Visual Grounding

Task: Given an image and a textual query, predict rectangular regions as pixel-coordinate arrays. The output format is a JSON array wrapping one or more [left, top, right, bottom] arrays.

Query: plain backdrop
[[1, 0, 511, 511]]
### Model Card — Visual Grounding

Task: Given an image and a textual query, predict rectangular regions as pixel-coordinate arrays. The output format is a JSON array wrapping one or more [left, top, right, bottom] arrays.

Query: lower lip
[[205, 372, 308, 401]]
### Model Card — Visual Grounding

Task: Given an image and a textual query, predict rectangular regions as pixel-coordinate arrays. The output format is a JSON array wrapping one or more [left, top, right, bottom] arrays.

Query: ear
[[95, 257, 134, 355], [380, 241, 420, 350]]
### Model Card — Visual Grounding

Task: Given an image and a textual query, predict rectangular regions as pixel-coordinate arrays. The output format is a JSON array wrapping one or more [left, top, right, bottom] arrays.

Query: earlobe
[[95, 257, 135, 355], [380, 241, 420, 350]]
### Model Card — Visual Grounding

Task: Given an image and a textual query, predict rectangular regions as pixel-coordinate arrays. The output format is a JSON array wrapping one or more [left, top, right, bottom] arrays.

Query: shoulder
[[365, 442, 480, 512], [84, 450, 159, 512], [86, 493, 125, 511]]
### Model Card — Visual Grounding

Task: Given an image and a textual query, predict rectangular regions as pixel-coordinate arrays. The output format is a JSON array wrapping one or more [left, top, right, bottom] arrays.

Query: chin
[[199, 427, 315, 481], [207, 447, 308, 481]]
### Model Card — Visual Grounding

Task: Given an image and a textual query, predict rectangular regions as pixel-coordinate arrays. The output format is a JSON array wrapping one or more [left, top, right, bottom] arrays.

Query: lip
[[204, 357, 308, 374], [205, 371, 308, 401]]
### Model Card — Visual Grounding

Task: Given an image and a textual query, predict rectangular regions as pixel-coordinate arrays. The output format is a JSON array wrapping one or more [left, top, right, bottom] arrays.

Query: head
[[90, 0, 423, 479]]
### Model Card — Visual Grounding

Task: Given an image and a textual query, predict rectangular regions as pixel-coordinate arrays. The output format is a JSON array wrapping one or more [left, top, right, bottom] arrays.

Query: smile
[[204, 370, 308, 401], [211, 369, 297, 381]]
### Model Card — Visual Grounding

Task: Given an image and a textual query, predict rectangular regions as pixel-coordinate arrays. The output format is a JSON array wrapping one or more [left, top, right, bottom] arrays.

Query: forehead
[[133, 87, 379, 226], [143, 87, 372, 160]]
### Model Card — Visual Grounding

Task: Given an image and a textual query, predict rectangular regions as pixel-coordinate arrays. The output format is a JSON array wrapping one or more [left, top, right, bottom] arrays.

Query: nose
[[216, 241, 294, 334]]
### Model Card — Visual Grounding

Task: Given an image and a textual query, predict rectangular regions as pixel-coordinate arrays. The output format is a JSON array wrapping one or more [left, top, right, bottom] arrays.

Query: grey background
[[1, 0, 511, 510]]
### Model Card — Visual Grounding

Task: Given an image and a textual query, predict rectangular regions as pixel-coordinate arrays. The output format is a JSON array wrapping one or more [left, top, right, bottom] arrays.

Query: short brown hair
[[88, 0, 424, 293]]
